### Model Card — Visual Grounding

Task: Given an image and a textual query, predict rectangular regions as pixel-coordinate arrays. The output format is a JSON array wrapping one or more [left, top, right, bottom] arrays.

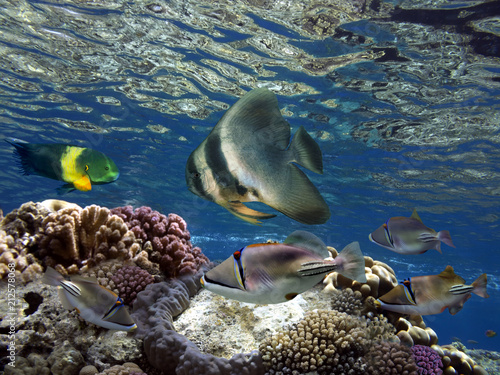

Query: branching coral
[[110, 206, 209, 278], [38, 204, 141, 274], [259, 309, 370, 374], [330, 287, 364, 315], [365, 341, 418, 375]]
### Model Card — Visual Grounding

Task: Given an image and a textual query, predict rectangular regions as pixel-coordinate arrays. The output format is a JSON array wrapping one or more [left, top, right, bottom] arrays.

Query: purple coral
[[411, 345, 443, 375], [110, 206, 209, 278], [111, 265, 155, 305]]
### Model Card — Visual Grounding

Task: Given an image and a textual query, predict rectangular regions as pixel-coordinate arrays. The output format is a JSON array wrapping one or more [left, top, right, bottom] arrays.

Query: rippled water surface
[[1, 0, 499, 351]]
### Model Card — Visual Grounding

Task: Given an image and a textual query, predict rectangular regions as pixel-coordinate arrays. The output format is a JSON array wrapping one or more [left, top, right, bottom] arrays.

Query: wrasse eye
[[105, 166, 109, 170], [85, 165, 89, 172], [233, 250, 241, 260], [383, 223, 388, 229]]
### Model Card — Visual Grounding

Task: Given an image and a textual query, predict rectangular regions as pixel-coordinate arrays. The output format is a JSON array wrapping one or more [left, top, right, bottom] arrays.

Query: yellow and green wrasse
[[185, 88, 330, 225], [376, 265, 488, 316], [6, 138, 119, 194], [42, 267, 136, 331]]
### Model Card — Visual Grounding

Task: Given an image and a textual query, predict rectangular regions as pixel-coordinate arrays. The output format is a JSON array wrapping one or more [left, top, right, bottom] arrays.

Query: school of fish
[[7, 87, 489, 330]]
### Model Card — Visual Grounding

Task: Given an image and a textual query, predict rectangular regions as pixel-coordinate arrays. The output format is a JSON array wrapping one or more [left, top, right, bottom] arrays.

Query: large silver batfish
[[200, 230, 367, 304], [185, 88, 330, 225]]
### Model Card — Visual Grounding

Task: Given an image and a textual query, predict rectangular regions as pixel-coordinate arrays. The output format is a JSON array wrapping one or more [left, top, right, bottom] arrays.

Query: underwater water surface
[[0, 0, 499, 354]]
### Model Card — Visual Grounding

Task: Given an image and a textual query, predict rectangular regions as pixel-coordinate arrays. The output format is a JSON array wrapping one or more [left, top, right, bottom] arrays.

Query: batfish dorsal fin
[[217, 88, 291, 150], [284, 230, 328, 257], [411, 209, 423, 223]]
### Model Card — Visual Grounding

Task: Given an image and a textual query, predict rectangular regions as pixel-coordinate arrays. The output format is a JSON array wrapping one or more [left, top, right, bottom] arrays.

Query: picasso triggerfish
[[375, 265, 488, 316], [201, 230, 367, 304], [185, 88, 330, 225], [6, 138, 119, 194], [42, 267, 136, 331], [369, 209, 455, 255]]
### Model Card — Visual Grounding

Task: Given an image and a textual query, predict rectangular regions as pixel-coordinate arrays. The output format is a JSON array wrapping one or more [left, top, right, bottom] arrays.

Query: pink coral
[[111, 265, 155, 305], [110, 206, 209, 278]]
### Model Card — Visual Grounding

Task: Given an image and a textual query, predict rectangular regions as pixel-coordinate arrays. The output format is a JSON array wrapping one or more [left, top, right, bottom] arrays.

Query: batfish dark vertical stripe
[[204, 135, 234, 187]]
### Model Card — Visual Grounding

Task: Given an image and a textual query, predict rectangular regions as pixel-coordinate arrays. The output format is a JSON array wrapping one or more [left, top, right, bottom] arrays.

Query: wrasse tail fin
[[472, 273, 489, 298], [5, 138, 36, 175]]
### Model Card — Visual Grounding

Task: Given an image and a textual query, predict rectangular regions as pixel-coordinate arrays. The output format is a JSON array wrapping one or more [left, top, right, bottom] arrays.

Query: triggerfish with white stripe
[[375, 265, 488, 316], [6, 138, 119, 194], [369, 209, 455, 254], [42, 267, 136, 331], [185, 88, 330, 225], [200, 230, 367, 304]]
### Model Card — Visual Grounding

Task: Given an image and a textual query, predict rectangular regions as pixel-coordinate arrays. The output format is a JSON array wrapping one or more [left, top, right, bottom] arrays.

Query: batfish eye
[[192, 171, 201, 178], [85, 165, 89, 172]]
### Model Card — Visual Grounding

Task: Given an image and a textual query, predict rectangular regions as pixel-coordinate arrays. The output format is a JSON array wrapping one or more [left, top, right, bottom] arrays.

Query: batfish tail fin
[[5, 138, 36, 175], [42, 266, 64, 286], [471, 273, 489, 298], [268, 164, 330, 224], [289, 126, 323, 174], [333, 241, 367, 283], [438, 230, 455, 248]]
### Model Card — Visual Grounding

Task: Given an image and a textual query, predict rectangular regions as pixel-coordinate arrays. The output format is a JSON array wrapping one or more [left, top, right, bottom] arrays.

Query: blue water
[[1, 0, 499, 352]]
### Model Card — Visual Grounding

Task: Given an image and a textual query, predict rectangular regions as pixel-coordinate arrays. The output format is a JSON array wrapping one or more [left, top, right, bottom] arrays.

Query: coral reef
[[39, 204, 140, 273], [411, 345, 443, 375], [0, 201, 51, 282], [94, 363, 146, 375], [111, 265, 155, 305], [3, 354, 51, 375], [365, 341, 418, 375], [432, 343, 489, 375], [131, 271, 264, 374], [259, 309, 370, 374], [330, 287, 364, 315], [110, 206, 209, 277]]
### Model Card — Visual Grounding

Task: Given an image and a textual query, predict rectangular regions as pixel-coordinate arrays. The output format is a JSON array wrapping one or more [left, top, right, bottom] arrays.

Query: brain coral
[[259, 309, 370, 374], [365, 341, 418, 375], [411, 345, 443, 375], [110, 206, 209, 278], [131, 271, 264, 375]]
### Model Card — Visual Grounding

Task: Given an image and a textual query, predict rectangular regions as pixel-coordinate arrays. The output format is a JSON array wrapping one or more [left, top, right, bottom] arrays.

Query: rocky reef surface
[[0, 201, 495, 375]]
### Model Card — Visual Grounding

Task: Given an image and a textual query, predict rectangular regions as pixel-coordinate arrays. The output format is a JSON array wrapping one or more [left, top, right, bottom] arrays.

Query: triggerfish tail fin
[[472, 273, 489, 298], [290, 126, 323, 174], [223, 201, 276, 225], [334, 241, 367, 283], [42, 266, 64, 286], [437, 230, 455, 248]]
